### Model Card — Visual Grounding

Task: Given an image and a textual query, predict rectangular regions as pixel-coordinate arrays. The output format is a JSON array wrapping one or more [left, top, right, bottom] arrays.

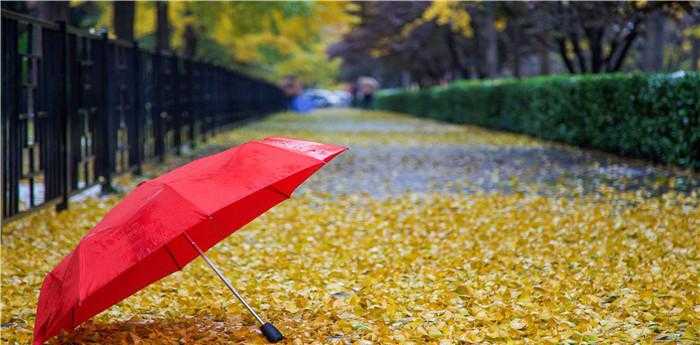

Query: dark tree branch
[[156, 1, 170, 52], [609, 20, 641, 71], [444, 28, 467, 79], [183, 24, 198, 58], [556, 37, 576, 73], [114, 1, 135, 41], [533, 33, 555, 51], [569, 32, 588, 73], [603, 34, 621, 71], [585, 27, 605, 73]]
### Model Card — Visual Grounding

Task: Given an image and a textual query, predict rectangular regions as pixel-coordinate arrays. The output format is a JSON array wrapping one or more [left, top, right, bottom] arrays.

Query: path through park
[[3, 109, 698, 344]]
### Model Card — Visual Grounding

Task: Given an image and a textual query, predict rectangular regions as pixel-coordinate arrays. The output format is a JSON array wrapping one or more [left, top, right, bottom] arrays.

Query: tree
[[331, 1, 477, 86], [536, 33, 551, 75], [476, 2, 498, 77], [156, 1, 169, 52], [87, 1, 355, 85], [30, 1, 69, 22], [333, 1, 700, 84], [642, 10, 665, 71], [182, 23, 197, 59], [691, 21, 700, 70], [497, 2, 534, 78], [535, 2, 645, 73], [113, 1, 135, 41], [421, 0, 473, 78], [201, 1, 355, 85], [533, 1, 697, 74]]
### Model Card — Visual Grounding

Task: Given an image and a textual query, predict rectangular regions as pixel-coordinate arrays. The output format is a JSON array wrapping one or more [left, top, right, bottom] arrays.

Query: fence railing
[[1, 10, 288, 222]]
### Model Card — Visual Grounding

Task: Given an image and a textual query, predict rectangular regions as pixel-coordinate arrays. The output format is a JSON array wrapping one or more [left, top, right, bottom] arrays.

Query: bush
[[374, 72, 700, 169]]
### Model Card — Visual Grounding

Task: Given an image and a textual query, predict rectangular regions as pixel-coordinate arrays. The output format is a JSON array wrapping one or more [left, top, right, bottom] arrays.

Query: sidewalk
[[3, 108, 698, 344]]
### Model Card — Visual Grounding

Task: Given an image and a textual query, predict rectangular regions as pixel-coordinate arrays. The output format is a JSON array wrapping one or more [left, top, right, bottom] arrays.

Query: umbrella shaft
[[185, 233, 265, 326]]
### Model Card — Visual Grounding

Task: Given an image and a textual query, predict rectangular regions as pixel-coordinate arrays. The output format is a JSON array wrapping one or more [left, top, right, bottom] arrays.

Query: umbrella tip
[[260, 322, 284, 343]]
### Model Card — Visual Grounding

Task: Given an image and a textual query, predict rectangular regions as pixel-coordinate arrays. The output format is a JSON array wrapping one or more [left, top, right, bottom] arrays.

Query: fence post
[[174, 56, 182, 156], [1, 10, 288, 220], [153, 51, 165, 162], [56, 20, 71, 211], [99, 32, 117, 195], [132, 42, 143, 175], [187, 59, 196, 149], [2, 16, 21, 218]]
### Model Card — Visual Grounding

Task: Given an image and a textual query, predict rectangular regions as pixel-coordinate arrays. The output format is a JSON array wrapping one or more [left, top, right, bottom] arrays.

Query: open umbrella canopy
[[33, 137, 347, 344]]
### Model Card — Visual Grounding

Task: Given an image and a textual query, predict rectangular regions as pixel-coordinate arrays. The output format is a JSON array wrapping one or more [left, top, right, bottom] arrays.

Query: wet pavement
[[208, 108, 700, 198]]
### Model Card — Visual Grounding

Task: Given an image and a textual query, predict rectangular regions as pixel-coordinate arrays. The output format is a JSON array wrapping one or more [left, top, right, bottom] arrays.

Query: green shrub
[[374, 72, 700, 169]]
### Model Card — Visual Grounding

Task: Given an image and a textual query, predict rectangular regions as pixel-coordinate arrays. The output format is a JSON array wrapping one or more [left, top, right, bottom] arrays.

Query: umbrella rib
[[268, 185, 292, 199], [253, 140, 326, 164], [156, 184, 271, 326], [156, 183, 210, 271], [164, 243, 183, 270], [159, 183, 210, 217]]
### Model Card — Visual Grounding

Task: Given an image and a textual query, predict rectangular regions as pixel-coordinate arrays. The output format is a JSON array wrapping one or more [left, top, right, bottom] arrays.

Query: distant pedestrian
[[357, 76, 379, 109], [281, 75, 303, 110], [348, 83, 359, 107]]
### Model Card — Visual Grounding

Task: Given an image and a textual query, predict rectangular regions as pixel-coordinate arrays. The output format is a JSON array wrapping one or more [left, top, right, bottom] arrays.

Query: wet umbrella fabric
[[33, 137, 347, 344]]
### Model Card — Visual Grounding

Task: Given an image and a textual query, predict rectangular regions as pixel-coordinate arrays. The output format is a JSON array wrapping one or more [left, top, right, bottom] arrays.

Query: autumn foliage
[[3, 109, 699, 344]]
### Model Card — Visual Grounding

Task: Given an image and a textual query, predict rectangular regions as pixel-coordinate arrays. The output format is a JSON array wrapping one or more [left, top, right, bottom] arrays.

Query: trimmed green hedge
[[375, 73, 700, 169]]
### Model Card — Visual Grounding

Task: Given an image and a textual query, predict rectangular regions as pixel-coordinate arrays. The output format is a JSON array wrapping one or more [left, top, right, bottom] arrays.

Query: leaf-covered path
[[3, 109, 699, 344]]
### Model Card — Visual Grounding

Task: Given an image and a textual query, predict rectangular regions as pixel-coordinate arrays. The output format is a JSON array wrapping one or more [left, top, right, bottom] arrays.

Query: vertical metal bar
[[28, 146, 35, 207], [187, 59, 195, 149], [173, 56, 181, 156], [132, 42, 142, 175], [56, 20, 70, 211], [2, 17, 21, 218], [100, 33, 117, 194], [153, 51, 165, 162], [1, 10, 288, 220]]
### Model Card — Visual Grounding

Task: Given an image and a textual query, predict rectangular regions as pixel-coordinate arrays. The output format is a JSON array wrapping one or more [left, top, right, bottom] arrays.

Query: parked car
[[332, 90, 352, 107], [300, 89, 338, 108], [291, 89, 352, 112]]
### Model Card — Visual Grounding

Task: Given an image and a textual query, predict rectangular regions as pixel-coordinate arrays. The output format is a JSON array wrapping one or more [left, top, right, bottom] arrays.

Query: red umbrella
[[33, 137, 347, 344]]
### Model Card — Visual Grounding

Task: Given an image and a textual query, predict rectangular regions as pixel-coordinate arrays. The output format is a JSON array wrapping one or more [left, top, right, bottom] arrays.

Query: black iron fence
[[1, 10, 288, 221]]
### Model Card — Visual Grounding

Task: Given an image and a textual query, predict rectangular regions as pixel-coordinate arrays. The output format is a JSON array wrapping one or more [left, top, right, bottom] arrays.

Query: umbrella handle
[[261, 323, 284, 343], [184, 233, 284, 343]]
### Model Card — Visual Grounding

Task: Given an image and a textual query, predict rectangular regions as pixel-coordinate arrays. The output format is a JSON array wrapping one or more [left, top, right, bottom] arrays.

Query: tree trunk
[[511, 33, 521, 78], [690, 15, 700, 71], [481, 3, 498, 78], [183, 24, 198, 58], [444, 28, 466, 79], [691, 37, 700, 71], [570, 33, 587, 73], [609, 20, 641, 72], [35, 1, 69, 22], [538, 46, 550, 75], [472, 26, 486, 78], [156, 1, 170, 52], [556, 37, 576, 74], [642, 11, 665, 72], [401, 71, 411, 87], [113, 1, 135, 41], [586, 27, 605, 73], [537, 34, 550, 75]]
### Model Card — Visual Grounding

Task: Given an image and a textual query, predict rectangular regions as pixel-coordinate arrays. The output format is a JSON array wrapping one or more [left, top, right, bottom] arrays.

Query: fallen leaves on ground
[[2, 109, 699, 344], [210, 109, 542, 148], [3, 191, 699, 344]]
